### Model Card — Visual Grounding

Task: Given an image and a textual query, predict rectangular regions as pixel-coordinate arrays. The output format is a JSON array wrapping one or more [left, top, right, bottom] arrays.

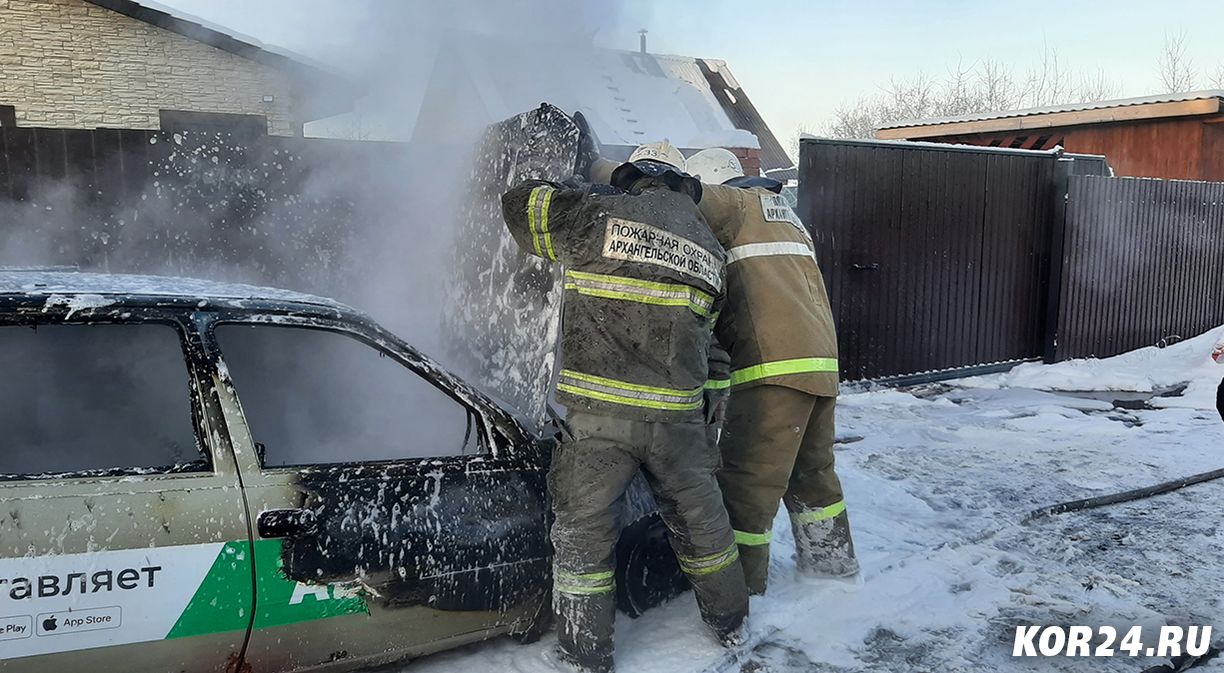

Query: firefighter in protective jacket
[[686, 147, 858, 595], [501, 136, 748, 673], [1213, 341, 1223, 422]]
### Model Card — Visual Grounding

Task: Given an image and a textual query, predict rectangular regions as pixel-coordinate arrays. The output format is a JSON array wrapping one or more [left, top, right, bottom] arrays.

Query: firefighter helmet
[[626, 140, 686, 171], [685, 148, 744, 184]]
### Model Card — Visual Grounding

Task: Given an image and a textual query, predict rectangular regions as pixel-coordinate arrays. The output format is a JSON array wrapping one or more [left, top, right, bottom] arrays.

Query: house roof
[[876, 90, 1224, 140], [692, 57, 796, 180], [409, 36, 797, 179], [83, 0, 360, 120]]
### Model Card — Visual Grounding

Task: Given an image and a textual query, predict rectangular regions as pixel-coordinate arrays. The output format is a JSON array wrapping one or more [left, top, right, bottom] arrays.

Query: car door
[[0, 313, 253, 673], [203, 314, 550, 673]]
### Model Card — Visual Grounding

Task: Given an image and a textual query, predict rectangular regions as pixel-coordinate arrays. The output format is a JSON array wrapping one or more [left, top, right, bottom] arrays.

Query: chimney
[[639, 29, 648, 54]]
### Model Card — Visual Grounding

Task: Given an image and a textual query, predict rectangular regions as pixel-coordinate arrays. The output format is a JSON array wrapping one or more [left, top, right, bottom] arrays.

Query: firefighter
[[1213, 341, 1223, 422], [684, 147, 857, 596], [501, 134, 748, 673]]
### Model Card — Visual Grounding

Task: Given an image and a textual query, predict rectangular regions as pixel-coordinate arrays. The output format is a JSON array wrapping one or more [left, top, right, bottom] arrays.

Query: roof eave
[[695, 58, 796, 177], [84, 0, 361, 120], [877, 98, 1224, 140]]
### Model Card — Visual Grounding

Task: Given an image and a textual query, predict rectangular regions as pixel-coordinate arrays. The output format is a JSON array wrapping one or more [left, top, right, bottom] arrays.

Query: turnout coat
[[502, 179, 726, 423]]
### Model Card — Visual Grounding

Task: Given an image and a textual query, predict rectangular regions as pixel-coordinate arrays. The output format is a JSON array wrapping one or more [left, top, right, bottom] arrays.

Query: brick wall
[[0, 0, 297, 135], [727, 146, 761, 177]]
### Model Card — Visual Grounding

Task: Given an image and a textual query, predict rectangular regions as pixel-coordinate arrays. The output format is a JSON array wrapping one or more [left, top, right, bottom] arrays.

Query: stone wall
[[0, 0, 297, 135]]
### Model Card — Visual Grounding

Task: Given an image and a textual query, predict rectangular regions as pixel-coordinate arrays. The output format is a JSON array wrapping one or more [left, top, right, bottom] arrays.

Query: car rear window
[[0, 323, 206, 479]]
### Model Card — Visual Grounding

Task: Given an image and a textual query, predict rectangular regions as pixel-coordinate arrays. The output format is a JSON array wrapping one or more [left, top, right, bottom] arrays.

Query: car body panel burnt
[[0, 271, 688, 673], [284, 458, 550, 613]]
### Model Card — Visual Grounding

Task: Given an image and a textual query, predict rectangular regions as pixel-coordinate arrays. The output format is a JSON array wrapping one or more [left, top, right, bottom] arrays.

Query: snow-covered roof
[[446, 42, 747, 148], [802, 135, 1067, 157], [878, 90, 1224, 133], [83, 0, 359, 119], [408, 35, 797, 179], [0, 271, 353, 312]]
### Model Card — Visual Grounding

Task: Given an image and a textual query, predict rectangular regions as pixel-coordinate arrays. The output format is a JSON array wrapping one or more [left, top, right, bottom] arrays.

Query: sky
[[157, 0, 1224, 149]]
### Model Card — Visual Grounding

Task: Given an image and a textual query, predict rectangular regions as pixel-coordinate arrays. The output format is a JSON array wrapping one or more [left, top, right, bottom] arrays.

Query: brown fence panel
[[1055, 175, 1224, 360], [799, 138, 1064, 381]]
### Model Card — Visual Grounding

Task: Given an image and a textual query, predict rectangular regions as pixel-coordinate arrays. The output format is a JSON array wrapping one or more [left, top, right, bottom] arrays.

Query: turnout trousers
[[550, 411, 749, 673], [717, 385, 858, 595]]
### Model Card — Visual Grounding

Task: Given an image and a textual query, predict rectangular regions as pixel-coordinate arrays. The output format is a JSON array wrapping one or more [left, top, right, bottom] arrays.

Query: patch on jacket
[[601, 217, 722, 291], [758, 194, 808, 238]]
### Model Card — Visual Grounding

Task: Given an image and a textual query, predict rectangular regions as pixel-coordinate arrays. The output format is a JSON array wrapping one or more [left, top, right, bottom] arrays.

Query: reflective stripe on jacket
[[502, 179, 726, 422], [699, 184, 839, 396]]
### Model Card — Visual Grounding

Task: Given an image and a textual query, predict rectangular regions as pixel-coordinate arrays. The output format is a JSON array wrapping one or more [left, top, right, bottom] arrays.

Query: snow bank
[[409, 329, 1224, 672], [979, 325, 1224, 392]]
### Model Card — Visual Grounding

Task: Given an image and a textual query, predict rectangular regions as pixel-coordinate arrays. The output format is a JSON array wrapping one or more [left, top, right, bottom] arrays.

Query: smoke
[[0, 0, 633, 476], [0, 0, 629, 333]]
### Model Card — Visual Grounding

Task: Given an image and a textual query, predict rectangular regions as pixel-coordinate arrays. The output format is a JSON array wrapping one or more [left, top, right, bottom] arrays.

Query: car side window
[[0, 324, 206, 479], [215, 324, 479, 467]]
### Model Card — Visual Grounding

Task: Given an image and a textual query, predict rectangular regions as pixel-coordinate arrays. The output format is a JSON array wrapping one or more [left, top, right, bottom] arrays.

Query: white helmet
[[685, 148, 744, 184], [627, 140, 686, 171]]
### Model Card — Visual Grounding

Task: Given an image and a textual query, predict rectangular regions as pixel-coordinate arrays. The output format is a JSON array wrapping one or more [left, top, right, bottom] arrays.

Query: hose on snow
[[1024, 466, 1224, 523]]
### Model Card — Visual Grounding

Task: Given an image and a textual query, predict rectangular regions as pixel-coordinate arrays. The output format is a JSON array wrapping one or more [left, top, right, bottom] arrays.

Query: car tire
[[615, 513, 689, 618]]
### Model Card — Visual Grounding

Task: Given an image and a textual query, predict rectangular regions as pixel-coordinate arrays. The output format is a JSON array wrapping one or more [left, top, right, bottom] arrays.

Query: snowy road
[[403, 326, 1224, 673]]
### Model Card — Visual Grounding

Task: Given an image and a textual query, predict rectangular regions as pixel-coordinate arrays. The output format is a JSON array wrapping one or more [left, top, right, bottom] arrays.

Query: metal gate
[[798, 138, 1069, 381], [1054, 175, 1224, 360]]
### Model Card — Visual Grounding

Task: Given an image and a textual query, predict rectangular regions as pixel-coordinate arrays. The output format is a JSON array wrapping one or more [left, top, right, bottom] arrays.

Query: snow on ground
[[405, 326, 1224, 673]]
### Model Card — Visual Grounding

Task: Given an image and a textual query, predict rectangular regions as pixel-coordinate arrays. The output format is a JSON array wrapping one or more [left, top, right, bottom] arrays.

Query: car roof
[[0, 270, 358, 314], [0, 270, 537, 441]]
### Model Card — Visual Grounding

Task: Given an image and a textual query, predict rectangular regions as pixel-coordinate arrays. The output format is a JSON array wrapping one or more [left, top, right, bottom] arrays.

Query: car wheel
[[615, 513, 689, 618]]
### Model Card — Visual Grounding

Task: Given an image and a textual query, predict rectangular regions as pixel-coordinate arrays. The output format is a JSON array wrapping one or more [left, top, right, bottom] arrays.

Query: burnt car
[[0, 271, 682, 673]]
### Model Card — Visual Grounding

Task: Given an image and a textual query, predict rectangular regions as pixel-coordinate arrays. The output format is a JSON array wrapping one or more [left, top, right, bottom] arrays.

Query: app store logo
[[36, 607, 121, 636]]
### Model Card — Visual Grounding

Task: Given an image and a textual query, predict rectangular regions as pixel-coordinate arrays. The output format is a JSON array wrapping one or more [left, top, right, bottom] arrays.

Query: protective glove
[[572, 110, 602, 181], [559, 174, 587, 190], [704, 390, 728, 426]]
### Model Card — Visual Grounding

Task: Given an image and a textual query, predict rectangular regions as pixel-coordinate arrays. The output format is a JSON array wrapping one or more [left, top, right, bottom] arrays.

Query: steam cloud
[[0, 0, 630, 474]]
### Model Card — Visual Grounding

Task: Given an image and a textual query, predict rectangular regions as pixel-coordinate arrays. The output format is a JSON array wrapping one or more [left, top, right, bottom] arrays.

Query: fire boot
[[683, 551, 749, 646], [733, 540, 771, 596], [554, 591, 616, 673], [790, 507, 859, 579]]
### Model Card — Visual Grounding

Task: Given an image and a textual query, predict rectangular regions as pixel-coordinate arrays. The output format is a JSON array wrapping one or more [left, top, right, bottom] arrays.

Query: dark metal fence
[[1053, 175, 1224, 360], [800, 137, 1223, 382], [799, 138, 1068, 381]]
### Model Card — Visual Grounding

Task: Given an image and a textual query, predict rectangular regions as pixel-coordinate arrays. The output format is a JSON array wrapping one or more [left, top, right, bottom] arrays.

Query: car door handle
[[257, 508, 318, 539], [850, 263, 880, 271]]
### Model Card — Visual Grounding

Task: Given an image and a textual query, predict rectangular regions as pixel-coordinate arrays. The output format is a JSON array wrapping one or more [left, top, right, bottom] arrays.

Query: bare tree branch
[[1157, 30, 1196, 92], [804, 35, 1200, 143], [813, 55, 1124, 139], [1209, 63, 1224, 89], [1077, 68, 1123, 102]]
